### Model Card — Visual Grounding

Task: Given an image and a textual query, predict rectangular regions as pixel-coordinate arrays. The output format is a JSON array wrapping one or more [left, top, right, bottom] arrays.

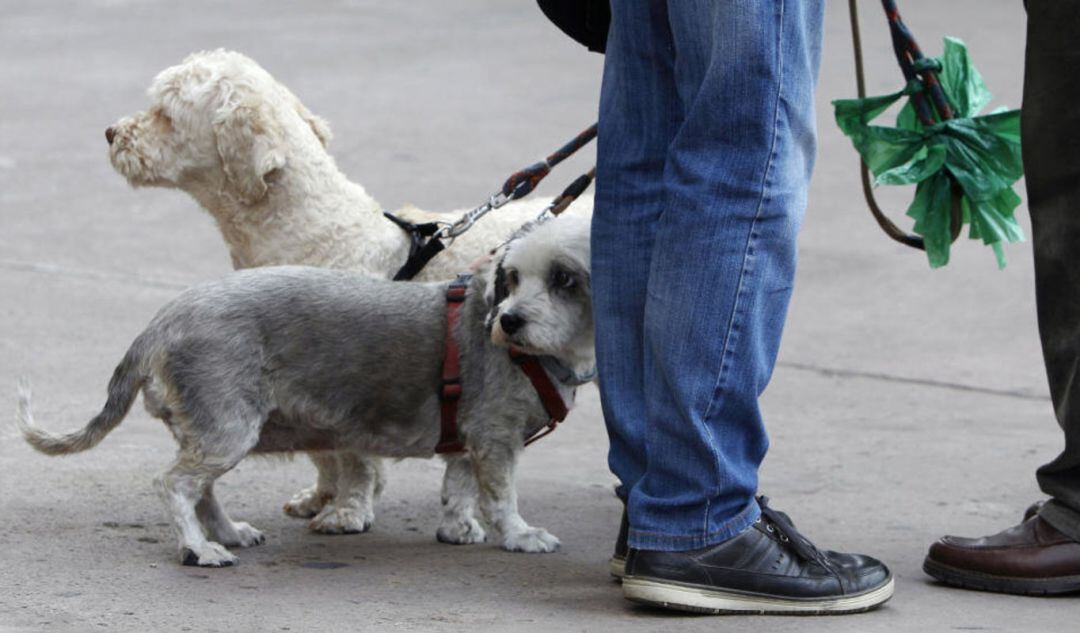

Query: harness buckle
[[441, 378, 462, 401], [446, 284, 468, 302]]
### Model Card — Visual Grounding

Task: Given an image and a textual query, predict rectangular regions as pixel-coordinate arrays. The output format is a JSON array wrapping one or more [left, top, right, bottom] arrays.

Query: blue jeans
[[593, 0, 824, 552]]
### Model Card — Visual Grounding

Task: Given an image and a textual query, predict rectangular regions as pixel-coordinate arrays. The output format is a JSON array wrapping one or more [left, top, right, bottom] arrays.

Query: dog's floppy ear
[[483, 249, 512, 331], [296, 102, 332, 148], [483, 221, 539, 306], [489, 257, 510, 308], [482, 220, 542, 321], [213, 98, 286, 205]]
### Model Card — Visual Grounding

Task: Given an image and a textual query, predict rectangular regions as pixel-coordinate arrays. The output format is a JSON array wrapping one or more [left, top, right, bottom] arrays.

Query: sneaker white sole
[[623, 575, 894, 615], [609, 556, 627, 580]]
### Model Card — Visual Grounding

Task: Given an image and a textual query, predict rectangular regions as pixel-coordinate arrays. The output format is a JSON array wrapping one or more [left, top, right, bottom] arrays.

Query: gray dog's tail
[[16, 349, 144, 456]]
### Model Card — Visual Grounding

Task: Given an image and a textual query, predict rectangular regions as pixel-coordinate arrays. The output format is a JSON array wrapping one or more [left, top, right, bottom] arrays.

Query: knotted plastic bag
[[833, 37, 1024, 268]]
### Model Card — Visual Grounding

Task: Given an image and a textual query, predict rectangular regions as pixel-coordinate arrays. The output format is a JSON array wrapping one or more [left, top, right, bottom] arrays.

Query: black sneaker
[[622, 497, 894, 615], [610, 508, 628, 579]]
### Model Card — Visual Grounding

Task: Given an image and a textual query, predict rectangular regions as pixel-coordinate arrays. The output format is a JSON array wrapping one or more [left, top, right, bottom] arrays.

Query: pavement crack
[[777, 360, 1050, 402], [0, 258, 193, 291]]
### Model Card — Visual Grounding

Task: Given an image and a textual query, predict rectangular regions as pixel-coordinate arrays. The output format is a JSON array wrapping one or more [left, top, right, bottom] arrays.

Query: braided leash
[[498, 123, 598, 202], [444, 123, 598, 239], [849, 0, 963, 250], [882, 0, 955, 126], [387, 124, 598, 281]]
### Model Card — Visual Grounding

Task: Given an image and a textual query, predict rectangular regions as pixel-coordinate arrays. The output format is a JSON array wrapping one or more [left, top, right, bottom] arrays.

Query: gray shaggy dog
[[16, 214, 594, 567]]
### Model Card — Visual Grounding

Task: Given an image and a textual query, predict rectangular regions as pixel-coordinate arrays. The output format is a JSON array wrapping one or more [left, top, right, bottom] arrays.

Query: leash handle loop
[[847, 0, 964, 250]]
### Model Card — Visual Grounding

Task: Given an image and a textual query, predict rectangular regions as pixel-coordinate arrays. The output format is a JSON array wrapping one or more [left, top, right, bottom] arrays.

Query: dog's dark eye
[[552, 269, 575, 289], [506, 269, 519, 289]]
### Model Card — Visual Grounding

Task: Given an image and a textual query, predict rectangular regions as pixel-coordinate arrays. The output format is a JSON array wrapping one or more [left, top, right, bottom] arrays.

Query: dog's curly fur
[[106, 49, 594, 538]]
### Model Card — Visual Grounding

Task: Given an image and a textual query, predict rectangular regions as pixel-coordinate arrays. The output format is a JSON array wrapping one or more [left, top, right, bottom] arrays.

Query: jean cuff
[[627, 500, 761, 552], [1039, 499, 1080, 542]]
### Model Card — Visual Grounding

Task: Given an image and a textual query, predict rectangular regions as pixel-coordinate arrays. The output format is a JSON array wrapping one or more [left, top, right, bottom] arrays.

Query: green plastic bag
[[833, 37, 1024, 268]]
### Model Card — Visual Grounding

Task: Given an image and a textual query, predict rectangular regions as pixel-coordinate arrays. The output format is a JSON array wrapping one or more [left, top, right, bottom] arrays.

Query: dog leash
[[847, 0, 962, 249], [509, 347, 571, 448], [385, 124, 598, 281], [434, 274, 573, 454]]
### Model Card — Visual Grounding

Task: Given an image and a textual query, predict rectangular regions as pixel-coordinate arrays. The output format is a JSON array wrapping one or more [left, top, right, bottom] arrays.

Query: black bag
[[537, 0, 610, 53]]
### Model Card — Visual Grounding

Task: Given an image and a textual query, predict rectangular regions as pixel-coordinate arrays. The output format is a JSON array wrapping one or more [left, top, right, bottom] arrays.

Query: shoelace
[[756, 496, 832, 569]]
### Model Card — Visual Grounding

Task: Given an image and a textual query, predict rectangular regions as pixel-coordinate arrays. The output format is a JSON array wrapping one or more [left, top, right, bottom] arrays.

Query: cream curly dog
[[106, 49, 593, 540]]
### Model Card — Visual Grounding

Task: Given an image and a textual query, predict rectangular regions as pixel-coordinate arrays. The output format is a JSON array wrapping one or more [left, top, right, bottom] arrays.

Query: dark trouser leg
[[1024, 1, 1080, 541]]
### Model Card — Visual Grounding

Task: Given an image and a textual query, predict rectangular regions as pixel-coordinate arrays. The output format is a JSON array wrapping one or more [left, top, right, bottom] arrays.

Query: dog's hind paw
[[180, 542, 238, 567], [436, 517, 487, 545], [502, 527, 560, 553], [283, 486, 333, 518], [309, 506, 373, 535]]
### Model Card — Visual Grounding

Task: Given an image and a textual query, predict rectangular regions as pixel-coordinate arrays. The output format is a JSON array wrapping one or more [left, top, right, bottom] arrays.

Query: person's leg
[[627, 0, 820, 551], [923, 1, 1080, 595], [606, 0, 892, 614], [1027, 3, 1080, 541], [593, 1, 680, 505]]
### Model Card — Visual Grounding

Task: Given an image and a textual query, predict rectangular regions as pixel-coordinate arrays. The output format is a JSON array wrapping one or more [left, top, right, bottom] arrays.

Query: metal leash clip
[[445, 190, 512, 239]]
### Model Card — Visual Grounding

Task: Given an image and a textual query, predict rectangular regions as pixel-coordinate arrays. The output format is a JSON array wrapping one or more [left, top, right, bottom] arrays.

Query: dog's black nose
[[500, 313, 525, 336], [105, 126, 116, 145]]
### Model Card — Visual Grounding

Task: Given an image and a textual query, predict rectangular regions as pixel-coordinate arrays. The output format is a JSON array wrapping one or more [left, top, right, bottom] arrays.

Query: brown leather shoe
[[924, 514, 1080, 595]]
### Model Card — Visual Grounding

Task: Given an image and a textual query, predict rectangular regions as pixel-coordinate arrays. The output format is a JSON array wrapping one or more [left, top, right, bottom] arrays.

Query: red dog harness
[[435, 275, 570, 454]]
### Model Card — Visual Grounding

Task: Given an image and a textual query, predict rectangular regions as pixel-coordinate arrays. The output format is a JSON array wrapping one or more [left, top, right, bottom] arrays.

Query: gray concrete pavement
[[1, 1, 1075, 631]]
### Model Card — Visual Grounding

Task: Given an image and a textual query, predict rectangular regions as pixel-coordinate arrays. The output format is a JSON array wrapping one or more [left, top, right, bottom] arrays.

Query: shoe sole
[[622, 575, 894, 615], [609, 555, 626, 580], [923, 557, 1080, 596]]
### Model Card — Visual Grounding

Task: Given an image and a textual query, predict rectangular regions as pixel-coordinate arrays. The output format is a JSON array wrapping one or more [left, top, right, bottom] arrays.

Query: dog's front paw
[[502, 527, 560, 553], [436, 517, 487, 545], [309, 505, 373, 534], [181, 542, 238, 567], [283, 486, 333, 518], [219, 521, 266, 548]]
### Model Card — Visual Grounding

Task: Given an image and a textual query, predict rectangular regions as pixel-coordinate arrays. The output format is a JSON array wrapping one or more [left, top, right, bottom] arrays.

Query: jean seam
[[695, 0, 787, 537]]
